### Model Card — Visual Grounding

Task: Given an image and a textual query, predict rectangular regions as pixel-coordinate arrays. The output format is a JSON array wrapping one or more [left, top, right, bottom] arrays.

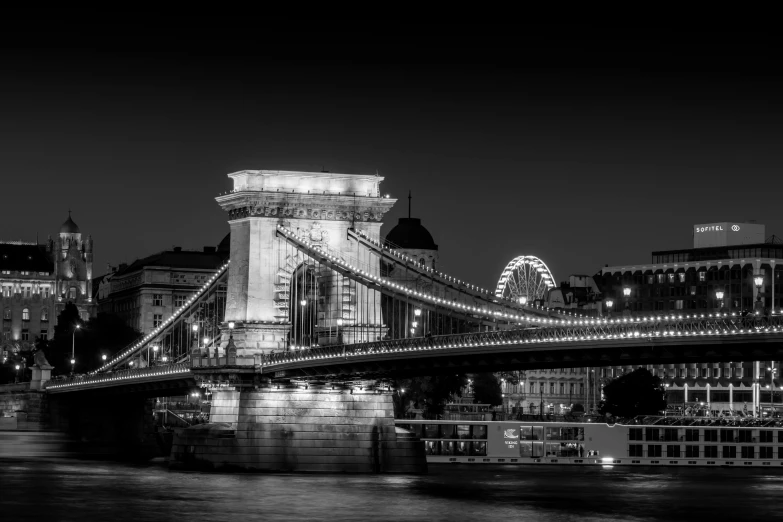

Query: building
[[596, 221, 783, 416], [0, 213, 97, 355], [98, 235, 229, 335]]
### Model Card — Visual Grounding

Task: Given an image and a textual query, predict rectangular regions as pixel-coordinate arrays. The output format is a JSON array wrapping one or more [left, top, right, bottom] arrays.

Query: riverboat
[[395, 415, 783, 467]]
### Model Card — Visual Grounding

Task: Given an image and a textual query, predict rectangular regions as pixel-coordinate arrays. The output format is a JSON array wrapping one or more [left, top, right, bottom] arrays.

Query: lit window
[[668, 273, 675, 283], [678, 273, 686, 283], [41, 309, 48, 322], [174, 295, 186, 308], [43, 287, 50, 299], [153, 294, 163, 307], [418, 258, 425, 267], [699, 272, 706, 282], [22, 308, 30, 321], [69, 288, 77, 300]]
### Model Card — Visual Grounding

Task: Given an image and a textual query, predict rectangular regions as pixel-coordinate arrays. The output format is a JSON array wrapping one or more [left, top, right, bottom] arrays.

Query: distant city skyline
[[2, 18, 782, 290]]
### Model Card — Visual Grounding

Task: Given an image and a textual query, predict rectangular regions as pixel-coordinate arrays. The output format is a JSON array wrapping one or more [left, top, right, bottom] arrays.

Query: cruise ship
[[395, 415, 783, 467]]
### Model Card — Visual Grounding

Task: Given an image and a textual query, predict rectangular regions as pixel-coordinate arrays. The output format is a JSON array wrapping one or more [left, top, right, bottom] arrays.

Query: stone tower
[[215, 170, 396, 356], [54, 213, 94, 315]]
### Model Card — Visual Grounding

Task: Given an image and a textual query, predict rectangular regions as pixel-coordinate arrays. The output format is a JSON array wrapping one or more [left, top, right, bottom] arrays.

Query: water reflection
[[2, 460, 783, 521]]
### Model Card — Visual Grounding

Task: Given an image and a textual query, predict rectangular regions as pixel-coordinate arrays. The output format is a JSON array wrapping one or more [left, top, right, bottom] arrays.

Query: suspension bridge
[[34, 169, 783, 472]]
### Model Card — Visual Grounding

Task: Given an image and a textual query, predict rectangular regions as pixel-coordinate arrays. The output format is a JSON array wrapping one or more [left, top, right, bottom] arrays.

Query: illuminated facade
[[0, 214, 97, 355], [98, 239, 229, 335], [596, 222, 783, 416]]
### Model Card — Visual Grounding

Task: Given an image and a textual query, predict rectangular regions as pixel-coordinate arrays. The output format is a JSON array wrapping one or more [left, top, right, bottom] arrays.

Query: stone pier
[[170, 384, 426, 473]]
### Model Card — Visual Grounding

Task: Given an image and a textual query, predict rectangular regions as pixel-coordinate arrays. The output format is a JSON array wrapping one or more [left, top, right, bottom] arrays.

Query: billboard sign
[[693, 222, 765, 249]]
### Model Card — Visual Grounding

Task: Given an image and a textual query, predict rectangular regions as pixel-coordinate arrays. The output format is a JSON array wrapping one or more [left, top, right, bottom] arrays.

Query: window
[[539, 383, 544, 394], [174, 295, 186, 308], [23, 287, 31, 298], [685, 429, 699, 442], [21, 329, 29, 341], [668, 273, 675, 283], [530, 382, 536, 393], [685, 446, 699, 458], [2, 286, 9, 298], [418, 258, 425, 267], [664, 429, 678, 442], [153, 314, 163, 328], [629, 428, 643, 441], [645, 428, 659, 441], [704, 446, 718, 458], [699, 271, 706, 282], [549, 383, 555, 394], [647, 275, 654, 284], [69, 287, 76, 300], [675, 300, 683, 309], [3, 308, 9, 320], [723, 446, 737, 458], [657, 274, 665, 284], [666, 445, 680, 458], [678, 273, 686, 283], [559, 382, 565, 395], [40, 330, 48, 340], [647, 445, 662, 457], [741, 446, 755, 459], [738, 431, 752, 443], [720, 429, 734, 443], [153, 294, 163, 306], [629, 444, 643, 457], [22, 308, 30, 321], [41, 309, 48, 322], [760, 447, 773, 459], [43, 287, 50, 298], [760, 431, 773, 443]]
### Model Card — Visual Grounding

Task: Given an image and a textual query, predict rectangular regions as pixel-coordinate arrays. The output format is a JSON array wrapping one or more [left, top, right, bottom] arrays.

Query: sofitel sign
[[693, 222, 764, 249]]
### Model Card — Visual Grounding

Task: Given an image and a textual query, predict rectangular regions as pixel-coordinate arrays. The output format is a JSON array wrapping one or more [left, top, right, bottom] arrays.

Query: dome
[[384, 218, 438, 251], [60, 213, 80, 234]]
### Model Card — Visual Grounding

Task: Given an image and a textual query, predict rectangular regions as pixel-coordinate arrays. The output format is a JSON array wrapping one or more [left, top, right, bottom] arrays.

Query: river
[[2, 458, 782, 521]]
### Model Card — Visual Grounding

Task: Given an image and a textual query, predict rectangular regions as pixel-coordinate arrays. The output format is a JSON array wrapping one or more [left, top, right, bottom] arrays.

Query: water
[[2, 458, 782, 521]]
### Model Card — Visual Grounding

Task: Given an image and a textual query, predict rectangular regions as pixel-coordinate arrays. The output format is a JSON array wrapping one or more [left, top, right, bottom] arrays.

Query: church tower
[[54, 212, 95, 319]]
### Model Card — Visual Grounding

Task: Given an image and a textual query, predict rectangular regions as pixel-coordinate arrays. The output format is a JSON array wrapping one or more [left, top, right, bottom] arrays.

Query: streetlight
[[14, 364, 20, 383], [754, 275, 764, 312], [716, 290, 724, 311], [769, 366, 778, 416], [300, 299, 307, 307], [101, 354, 107, 361], [605, 299, 614, 317], [623, 287, 631, 313], [519, 296, 527, 306], [71, 324, 80, 375], [414, 308, 421, 317]]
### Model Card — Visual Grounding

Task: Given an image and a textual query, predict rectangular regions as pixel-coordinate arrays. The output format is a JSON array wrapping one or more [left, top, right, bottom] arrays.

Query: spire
[[408, 190, 412, 219]]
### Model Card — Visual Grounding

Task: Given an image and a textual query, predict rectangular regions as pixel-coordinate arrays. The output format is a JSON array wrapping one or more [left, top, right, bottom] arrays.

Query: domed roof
[[384, 218, 438, 251], [60, 213, 80, 234]]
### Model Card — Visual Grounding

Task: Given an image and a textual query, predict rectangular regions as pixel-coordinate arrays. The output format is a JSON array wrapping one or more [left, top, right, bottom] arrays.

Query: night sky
[[2, 16, 782, 290]]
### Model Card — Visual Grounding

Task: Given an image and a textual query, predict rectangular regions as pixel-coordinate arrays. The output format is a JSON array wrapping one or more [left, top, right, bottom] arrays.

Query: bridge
[[32, 169, 783, 472]]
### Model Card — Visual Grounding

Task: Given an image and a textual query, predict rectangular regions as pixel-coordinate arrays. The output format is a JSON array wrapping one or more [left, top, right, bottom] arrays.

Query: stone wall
[[171, 386, 426, 473], [0, 388, 49, 430]]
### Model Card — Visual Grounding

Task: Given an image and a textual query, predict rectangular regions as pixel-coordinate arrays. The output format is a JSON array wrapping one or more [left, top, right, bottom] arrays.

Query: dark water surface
[[2, 459, 782, 521]]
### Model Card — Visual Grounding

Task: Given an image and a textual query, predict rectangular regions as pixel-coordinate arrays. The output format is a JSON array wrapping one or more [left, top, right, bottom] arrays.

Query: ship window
[[647, 445, 662, 457], [760, 431, 773, 443], [628, 444, 643, 457], [456, 425, 472, 439], [685, 446, 699, 458], [722, 446, 737, 458], [741, 446, 755, 459], [685, 429, 699, 442], [629, 428, 643, 441], [472, 425, 487, 440], [760, 447, 773, 459], [666, 445, 681, 458], [704, 430, 718, 442], [704, 446, 718, 458]]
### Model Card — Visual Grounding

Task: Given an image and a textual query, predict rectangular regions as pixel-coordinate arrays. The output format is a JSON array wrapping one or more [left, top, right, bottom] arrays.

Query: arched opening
[[288, 264, 318, 350]]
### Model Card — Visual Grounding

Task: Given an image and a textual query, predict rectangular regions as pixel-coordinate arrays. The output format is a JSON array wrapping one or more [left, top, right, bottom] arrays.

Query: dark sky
[[2, 15, 782, 290]]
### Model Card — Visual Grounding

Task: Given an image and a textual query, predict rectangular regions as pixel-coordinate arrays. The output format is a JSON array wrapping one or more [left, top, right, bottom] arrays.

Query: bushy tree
[[393, 374, 468, 418], [598, 367, 666, 418], [472, 373, 503, 406], [46, 308, 141, 375]]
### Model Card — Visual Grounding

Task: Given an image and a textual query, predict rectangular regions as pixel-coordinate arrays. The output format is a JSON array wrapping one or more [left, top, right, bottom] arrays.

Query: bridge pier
[[170, 382, 426, 473]]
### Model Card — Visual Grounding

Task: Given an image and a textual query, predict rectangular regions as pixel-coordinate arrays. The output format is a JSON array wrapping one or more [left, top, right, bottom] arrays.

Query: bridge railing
[[45, 362, 191, 391], [260, 313, 783, 368]]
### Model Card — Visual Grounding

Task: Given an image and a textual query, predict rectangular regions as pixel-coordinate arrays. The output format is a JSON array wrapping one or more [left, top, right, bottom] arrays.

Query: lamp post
[[192, 323, 199, 355], [605, 299, 614, 318], [336, 318, 343, 344], [519, 296, 527, 306], [71, 324, 80, 375], [623, 287, 631, 315], [15, 364, 20, 383], [716, 290, 725, 312], [754, 274, 764, 313], [769, 366, 778, 416]]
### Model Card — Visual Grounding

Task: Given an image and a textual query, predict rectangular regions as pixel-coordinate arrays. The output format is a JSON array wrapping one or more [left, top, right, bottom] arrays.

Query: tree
[[47, 309, 141, 375], [472, 373, 503, 406], [598, 367, 666, 418], [393, 374, 468, 419]]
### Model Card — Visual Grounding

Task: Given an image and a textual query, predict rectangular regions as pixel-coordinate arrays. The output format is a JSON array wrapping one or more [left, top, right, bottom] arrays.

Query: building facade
[[98, 237, 229, 336], [0, 214, 97, 356], [597, 222, 782, 416]]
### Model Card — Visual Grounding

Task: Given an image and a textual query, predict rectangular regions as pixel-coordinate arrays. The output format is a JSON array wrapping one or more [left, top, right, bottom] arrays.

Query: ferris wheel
[[495, 255, 556, 304]]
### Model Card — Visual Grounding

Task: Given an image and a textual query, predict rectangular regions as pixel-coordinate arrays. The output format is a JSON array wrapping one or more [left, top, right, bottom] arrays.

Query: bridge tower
[[215, 170, 396, 355]]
